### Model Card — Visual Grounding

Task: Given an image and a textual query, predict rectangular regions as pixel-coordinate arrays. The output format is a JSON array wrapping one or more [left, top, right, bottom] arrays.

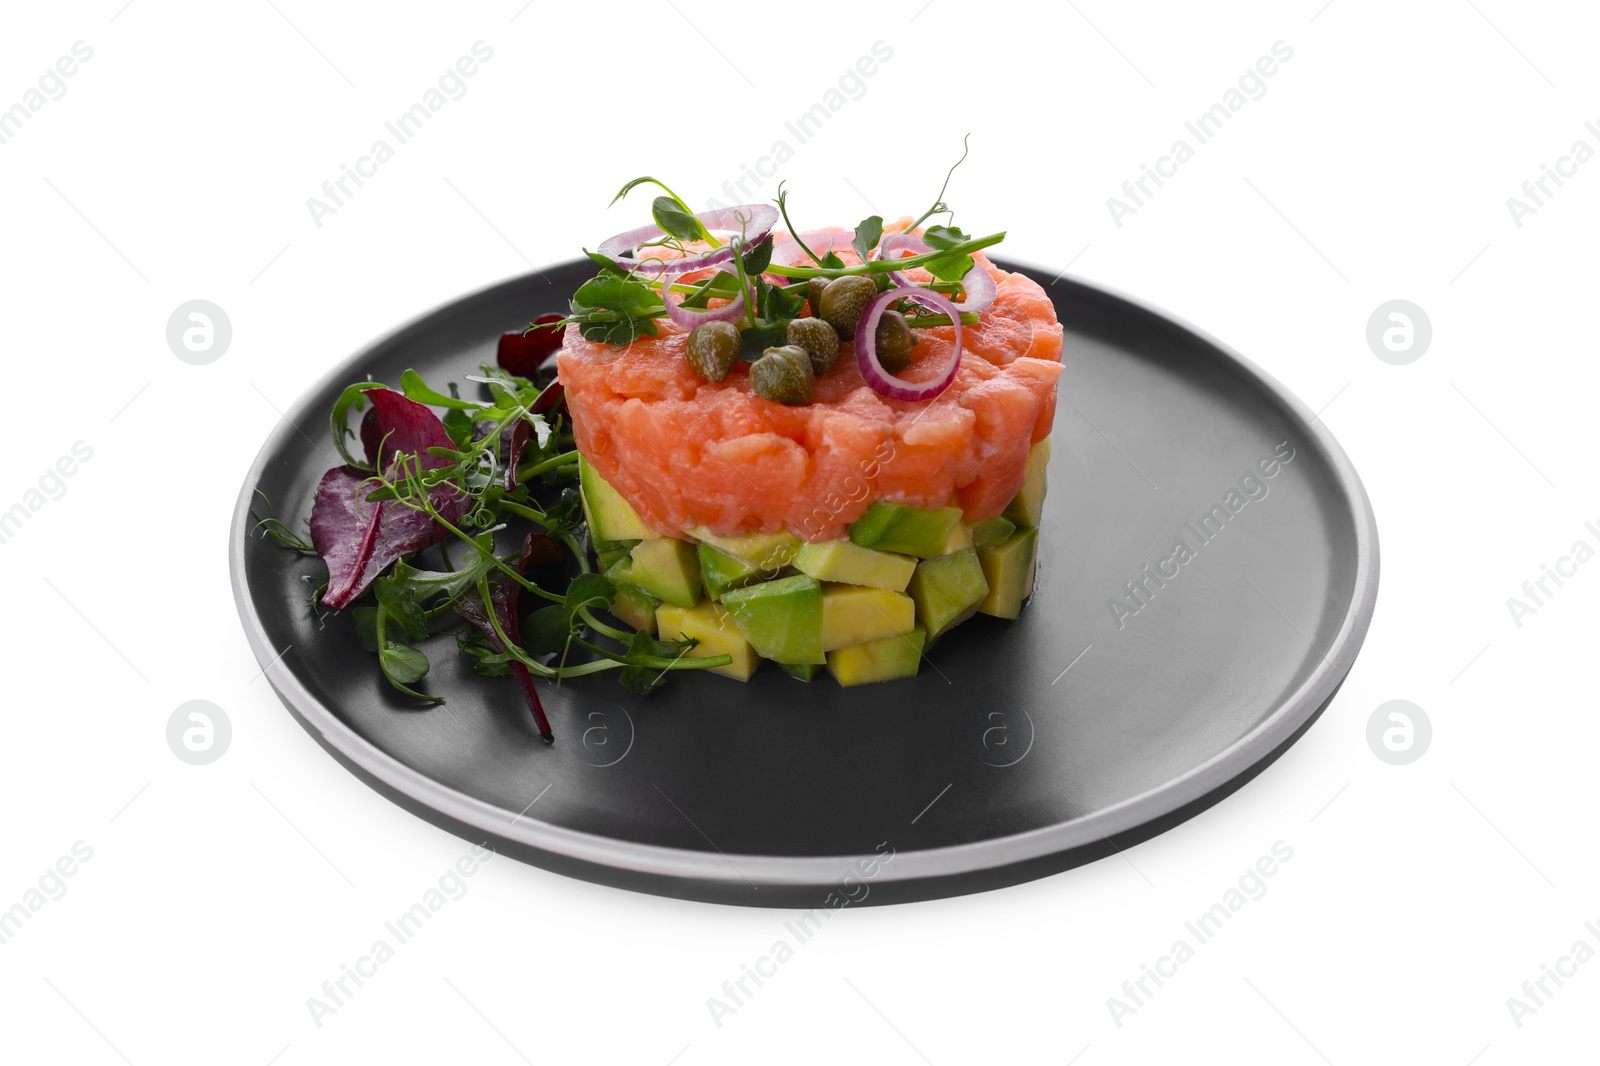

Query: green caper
[[806, 277, 829, 317], [750, 344, 814, 405], [874, 309, 919, 373], [786, 316, 841, 377], [818, 275, 878, 338], [684, 320, 741, 382]]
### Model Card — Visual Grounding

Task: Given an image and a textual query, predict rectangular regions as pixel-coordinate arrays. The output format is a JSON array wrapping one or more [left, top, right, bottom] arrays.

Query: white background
[[2, 1, 1596, 1062]]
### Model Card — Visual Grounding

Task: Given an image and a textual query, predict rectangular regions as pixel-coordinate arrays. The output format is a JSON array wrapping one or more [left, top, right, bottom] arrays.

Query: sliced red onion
[[875, 232, 997, 314], [597, 204, 778, 276], [854, 286, 964, 402], [659, 271, 752, 328]]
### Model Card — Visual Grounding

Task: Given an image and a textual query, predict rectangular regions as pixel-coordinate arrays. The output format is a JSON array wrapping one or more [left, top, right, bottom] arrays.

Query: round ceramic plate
[[230, 258, 1378, 907]]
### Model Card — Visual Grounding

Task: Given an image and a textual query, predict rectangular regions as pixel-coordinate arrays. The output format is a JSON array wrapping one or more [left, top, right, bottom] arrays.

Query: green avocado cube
[[1002, 439, 1050, 528], [906, 548, 989, 639], [721, 574, 825, 665], [615, 537, 701, 608], [779, 661, 822, 681], [609, 581, 661, 634], [976, 526, 1039, 620], [689, 527, 801, 570], [698, 543, 774, 601], [793, 539, 916, 591], [579, 457, 659, 543], [848, 501, 965, 559], [826, 625, 926, 686], [970, 515, 1017, 551]]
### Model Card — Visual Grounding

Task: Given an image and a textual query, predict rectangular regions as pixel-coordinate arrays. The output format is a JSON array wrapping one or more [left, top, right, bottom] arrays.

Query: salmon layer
[[557, 248, 1064, 542]]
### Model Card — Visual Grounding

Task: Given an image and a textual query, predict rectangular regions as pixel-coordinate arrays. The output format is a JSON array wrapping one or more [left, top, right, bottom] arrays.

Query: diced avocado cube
[[616, 537, 701, 608], [596, 543, 638, 573], [1003, 439, 1050, 528], [848, 501, 965, 558], [721, 574, 825, 665], [698, 543, 773, 601], [579, 457, 660, 543], [936, 522, 974, 555], [656, 600, 759, 680], [779, 661, 821, 681], [609, 581, 660, 634], [689, 527, 801, 570], [826, 625, 926, 687], [906, 548, 989, 639], [821, 584, 916, 651], [976, 526, 1039, 620], [793, 539, 916, 592], [970, 515, 1017, 551]]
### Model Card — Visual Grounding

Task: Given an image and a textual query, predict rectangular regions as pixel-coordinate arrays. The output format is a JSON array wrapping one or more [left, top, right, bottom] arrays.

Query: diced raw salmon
[[557, 229, 1064, 541]]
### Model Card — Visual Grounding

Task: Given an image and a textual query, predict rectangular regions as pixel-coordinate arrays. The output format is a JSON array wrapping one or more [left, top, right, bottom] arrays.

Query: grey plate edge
[[228, 258, 1380, 891]]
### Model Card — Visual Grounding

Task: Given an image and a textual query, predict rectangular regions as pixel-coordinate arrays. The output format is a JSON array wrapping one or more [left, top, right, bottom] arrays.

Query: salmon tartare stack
[[555, 177, 1063, 686]]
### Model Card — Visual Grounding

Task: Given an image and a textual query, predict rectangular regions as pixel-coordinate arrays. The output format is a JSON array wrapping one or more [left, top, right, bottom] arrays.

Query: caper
[[685, 320, 741, 382], [818, 275, 878, 338], [874, 309, 919, 373], [786, 316, 841, 377], [806, 277, 829, 317], [750, 344, 814, 405]]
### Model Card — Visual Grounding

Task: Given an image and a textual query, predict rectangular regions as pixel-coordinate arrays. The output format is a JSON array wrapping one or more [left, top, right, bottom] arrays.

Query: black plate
[[230, 258, 1378, 907]]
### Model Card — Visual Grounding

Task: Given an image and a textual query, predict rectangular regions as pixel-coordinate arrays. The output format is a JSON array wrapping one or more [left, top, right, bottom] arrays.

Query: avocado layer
[[698, 543, 769, 601], [609, 581, 660, 634]]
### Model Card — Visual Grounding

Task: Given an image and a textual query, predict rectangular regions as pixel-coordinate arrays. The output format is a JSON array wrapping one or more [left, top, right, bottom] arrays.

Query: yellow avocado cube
[[826, 625, 926, 687], [655, 600, 760, 681], [793, 539, 917, 592], [820, 584, 916, 651]]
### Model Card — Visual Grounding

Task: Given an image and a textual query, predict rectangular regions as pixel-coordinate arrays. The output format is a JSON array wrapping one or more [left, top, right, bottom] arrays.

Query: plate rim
[[229, 257, 1380, 892]]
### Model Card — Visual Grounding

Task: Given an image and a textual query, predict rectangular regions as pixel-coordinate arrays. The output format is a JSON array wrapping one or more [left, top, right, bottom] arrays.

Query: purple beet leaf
[[312, 389, 468, 610]]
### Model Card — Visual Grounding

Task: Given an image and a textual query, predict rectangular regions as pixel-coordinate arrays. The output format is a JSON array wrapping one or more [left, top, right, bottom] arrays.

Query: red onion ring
[[854, 286, 964, 402], [597, 204, 778, 276], [659, 271, 753, 328], [875, 233, 997, 314]]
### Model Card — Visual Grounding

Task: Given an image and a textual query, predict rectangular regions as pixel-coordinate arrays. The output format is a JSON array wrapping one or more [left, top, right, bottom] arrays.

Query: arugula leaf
[[652, 195, 702, 241], [851, 216, 884, 262]]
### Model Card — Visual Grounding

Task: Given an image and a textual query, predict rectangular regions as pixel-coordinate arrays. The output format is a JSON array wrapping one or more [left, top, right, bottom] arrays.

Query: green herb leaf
[[379, 641, 430, 684], [354, 607, 380, 652], [739, 322, 789, 362], [851, 216, 884, 262], [652, 195, 702, 241], [399, 369, 480, 410], [329, 381, 386, 470], [619, 629, 698, 696], [524, 604, 573, 656], [373, 579, 428, 639], [739, 233, 774, 275], [818, 250, 846, 270], [584, 248, 630, 276]]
